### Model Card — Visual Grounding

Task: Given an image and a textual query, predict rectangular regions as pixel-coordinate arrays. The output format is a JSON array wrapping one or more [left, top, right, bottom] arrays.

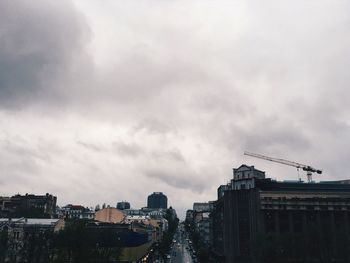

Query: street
[[167, 224, 196, 263]]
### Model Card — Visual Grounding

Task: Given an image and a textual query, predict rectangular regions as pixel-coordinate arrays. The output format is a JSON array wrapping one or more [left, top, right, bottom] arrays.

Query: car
[[166, 255, 171, 259]]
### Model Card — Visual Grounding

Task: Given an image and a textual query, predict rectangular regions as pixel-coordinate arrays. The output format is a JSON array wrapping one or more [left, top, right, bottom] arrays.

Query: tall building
[[117, 201, 131, 210], [211, 165, 350, 263], [147, 192, 167, 209]]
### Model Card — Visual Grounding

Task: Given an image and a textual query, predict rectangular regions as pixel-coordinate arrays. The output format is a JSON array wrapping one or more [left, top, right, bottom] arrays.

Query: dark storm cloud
[[0, 0, 91, 109]]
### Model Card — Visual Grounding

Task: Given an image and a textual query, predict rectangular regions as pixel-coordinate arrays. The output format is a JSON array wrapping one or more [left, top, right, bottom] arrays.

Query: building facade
[[95, 207, 126, 223], [0, 193, 57, 218], [212, 165, 350, 263], [0, 218, 64, 262], [117, 201, 131, 210], [58, 204, 94, 219], [147, 192, 167, 209]]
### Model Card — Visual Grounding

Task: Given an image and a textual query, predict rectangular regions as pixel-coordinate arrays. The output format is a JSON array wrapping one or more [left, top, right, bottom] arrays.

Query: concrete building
[[147, 192, 167, 209], [211, 165, 350, 263]]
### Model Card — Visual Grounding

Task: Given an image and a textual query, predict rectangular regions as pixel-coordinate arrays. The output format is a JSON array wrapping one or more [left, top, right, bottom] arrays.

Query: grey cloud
[[112, 142, 144, 157], [1, 1, 350, 218], [131, 119, 177, 136], [77, 141, 103, 152], [145, 168, 205, 193], [241, 120, 311, 154], [151, 149, 185, 163], [0, 0, 92, 109]]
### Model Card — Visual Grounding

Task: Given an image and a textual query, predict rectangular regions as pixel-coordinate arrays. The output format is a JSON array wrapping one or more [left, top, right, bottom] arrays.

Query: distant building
[[123, 208, 167, 219], [117, 201, 131, 210], [231, 164, 265, 190], [95, 207, 126, 223], [147, 192, 167, 209], [0, 193, 57, 218], [185, 210, 194, 222], [58, 204, 94, 219], [193, 202, 213, 212], [188, 202, 214, 248], [211, 164, 350, 263], [124, 209, 146, 216], [197, 212, 211, 246]]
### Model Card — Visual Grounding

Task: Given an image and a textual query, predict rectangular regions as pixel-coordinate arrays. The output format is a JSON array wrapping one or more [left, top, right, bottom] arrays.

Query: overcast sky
[[1, 0, 350, 219]]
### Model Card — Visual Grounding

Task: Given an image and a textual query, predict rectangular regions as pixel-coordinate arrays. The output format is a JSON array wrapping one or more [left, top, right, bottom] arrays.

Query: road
[[168, 224, 196, 263]]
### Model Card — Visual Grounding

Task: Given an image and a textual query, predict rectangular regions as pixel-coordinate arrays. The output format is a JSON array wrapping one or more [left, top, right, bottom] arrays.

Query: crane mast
[[244, 151, 322, 183]]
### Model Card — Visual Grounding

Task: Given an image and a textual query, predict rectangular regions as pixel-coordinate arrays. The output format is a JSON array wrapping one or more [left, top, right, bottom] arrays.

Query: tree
[[53, 220, 122, 263]]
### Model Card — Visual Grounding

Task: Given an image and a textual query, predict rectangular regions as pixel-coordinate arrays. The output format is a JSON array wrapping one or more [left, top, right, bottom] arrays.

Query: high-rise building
[[117, 201, 131, 210], [147, 192, 167, 209]]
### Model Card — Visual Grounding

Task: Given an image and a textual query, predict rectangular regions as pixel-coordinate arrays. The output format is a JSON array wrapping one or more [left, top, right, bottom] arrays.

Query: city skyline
[[1, 0, 350, 219]]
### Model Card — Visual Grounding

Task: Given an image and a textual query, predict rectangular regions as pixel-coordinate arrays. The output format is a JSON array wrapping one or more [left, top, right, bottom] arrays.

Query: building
[[231, 164, 265, 190], [124, 209, 146, 216], [147, 192, 167, 209], [192, 202, 214, 248], [196, 212, 211, 247], [117, 201, 131, 210], [0, 193, 57, 218], [0, 218, 64, 262], [83, 221, 152, 263], [193, 202, 214, 213], [212, 165, 350, 263], [95, 207, 126, 223], [211, 198, 224, 261], [185, 210, 194, 222], [58, 204, 94, 219]]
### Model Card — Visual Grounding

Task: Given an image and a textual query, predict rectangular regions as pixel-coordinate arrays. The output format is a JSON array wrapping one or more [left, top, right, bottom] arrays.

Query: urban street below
[[168, 224, 195, 263]]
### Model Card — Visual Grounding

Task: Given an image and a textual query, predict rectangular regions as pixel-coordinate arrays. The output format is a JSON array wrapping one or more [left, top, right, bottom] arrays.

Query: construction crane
[[244, 151, 322, 183]]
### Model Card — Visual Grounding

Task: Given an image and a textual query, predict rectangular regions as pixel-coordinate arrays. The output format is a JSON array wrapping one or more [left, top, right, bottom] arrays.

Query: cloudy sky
[[1, 0, 350, 218]]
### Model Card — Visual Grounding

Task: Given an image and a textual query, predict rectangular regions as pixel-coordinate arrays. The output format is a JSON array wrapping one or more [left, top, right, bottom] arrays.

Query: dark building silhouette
[[117, 201, 131, 210], [211, 165, 350, 263], [147, 192, 167, 209], [0, 193, 57, 218]]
